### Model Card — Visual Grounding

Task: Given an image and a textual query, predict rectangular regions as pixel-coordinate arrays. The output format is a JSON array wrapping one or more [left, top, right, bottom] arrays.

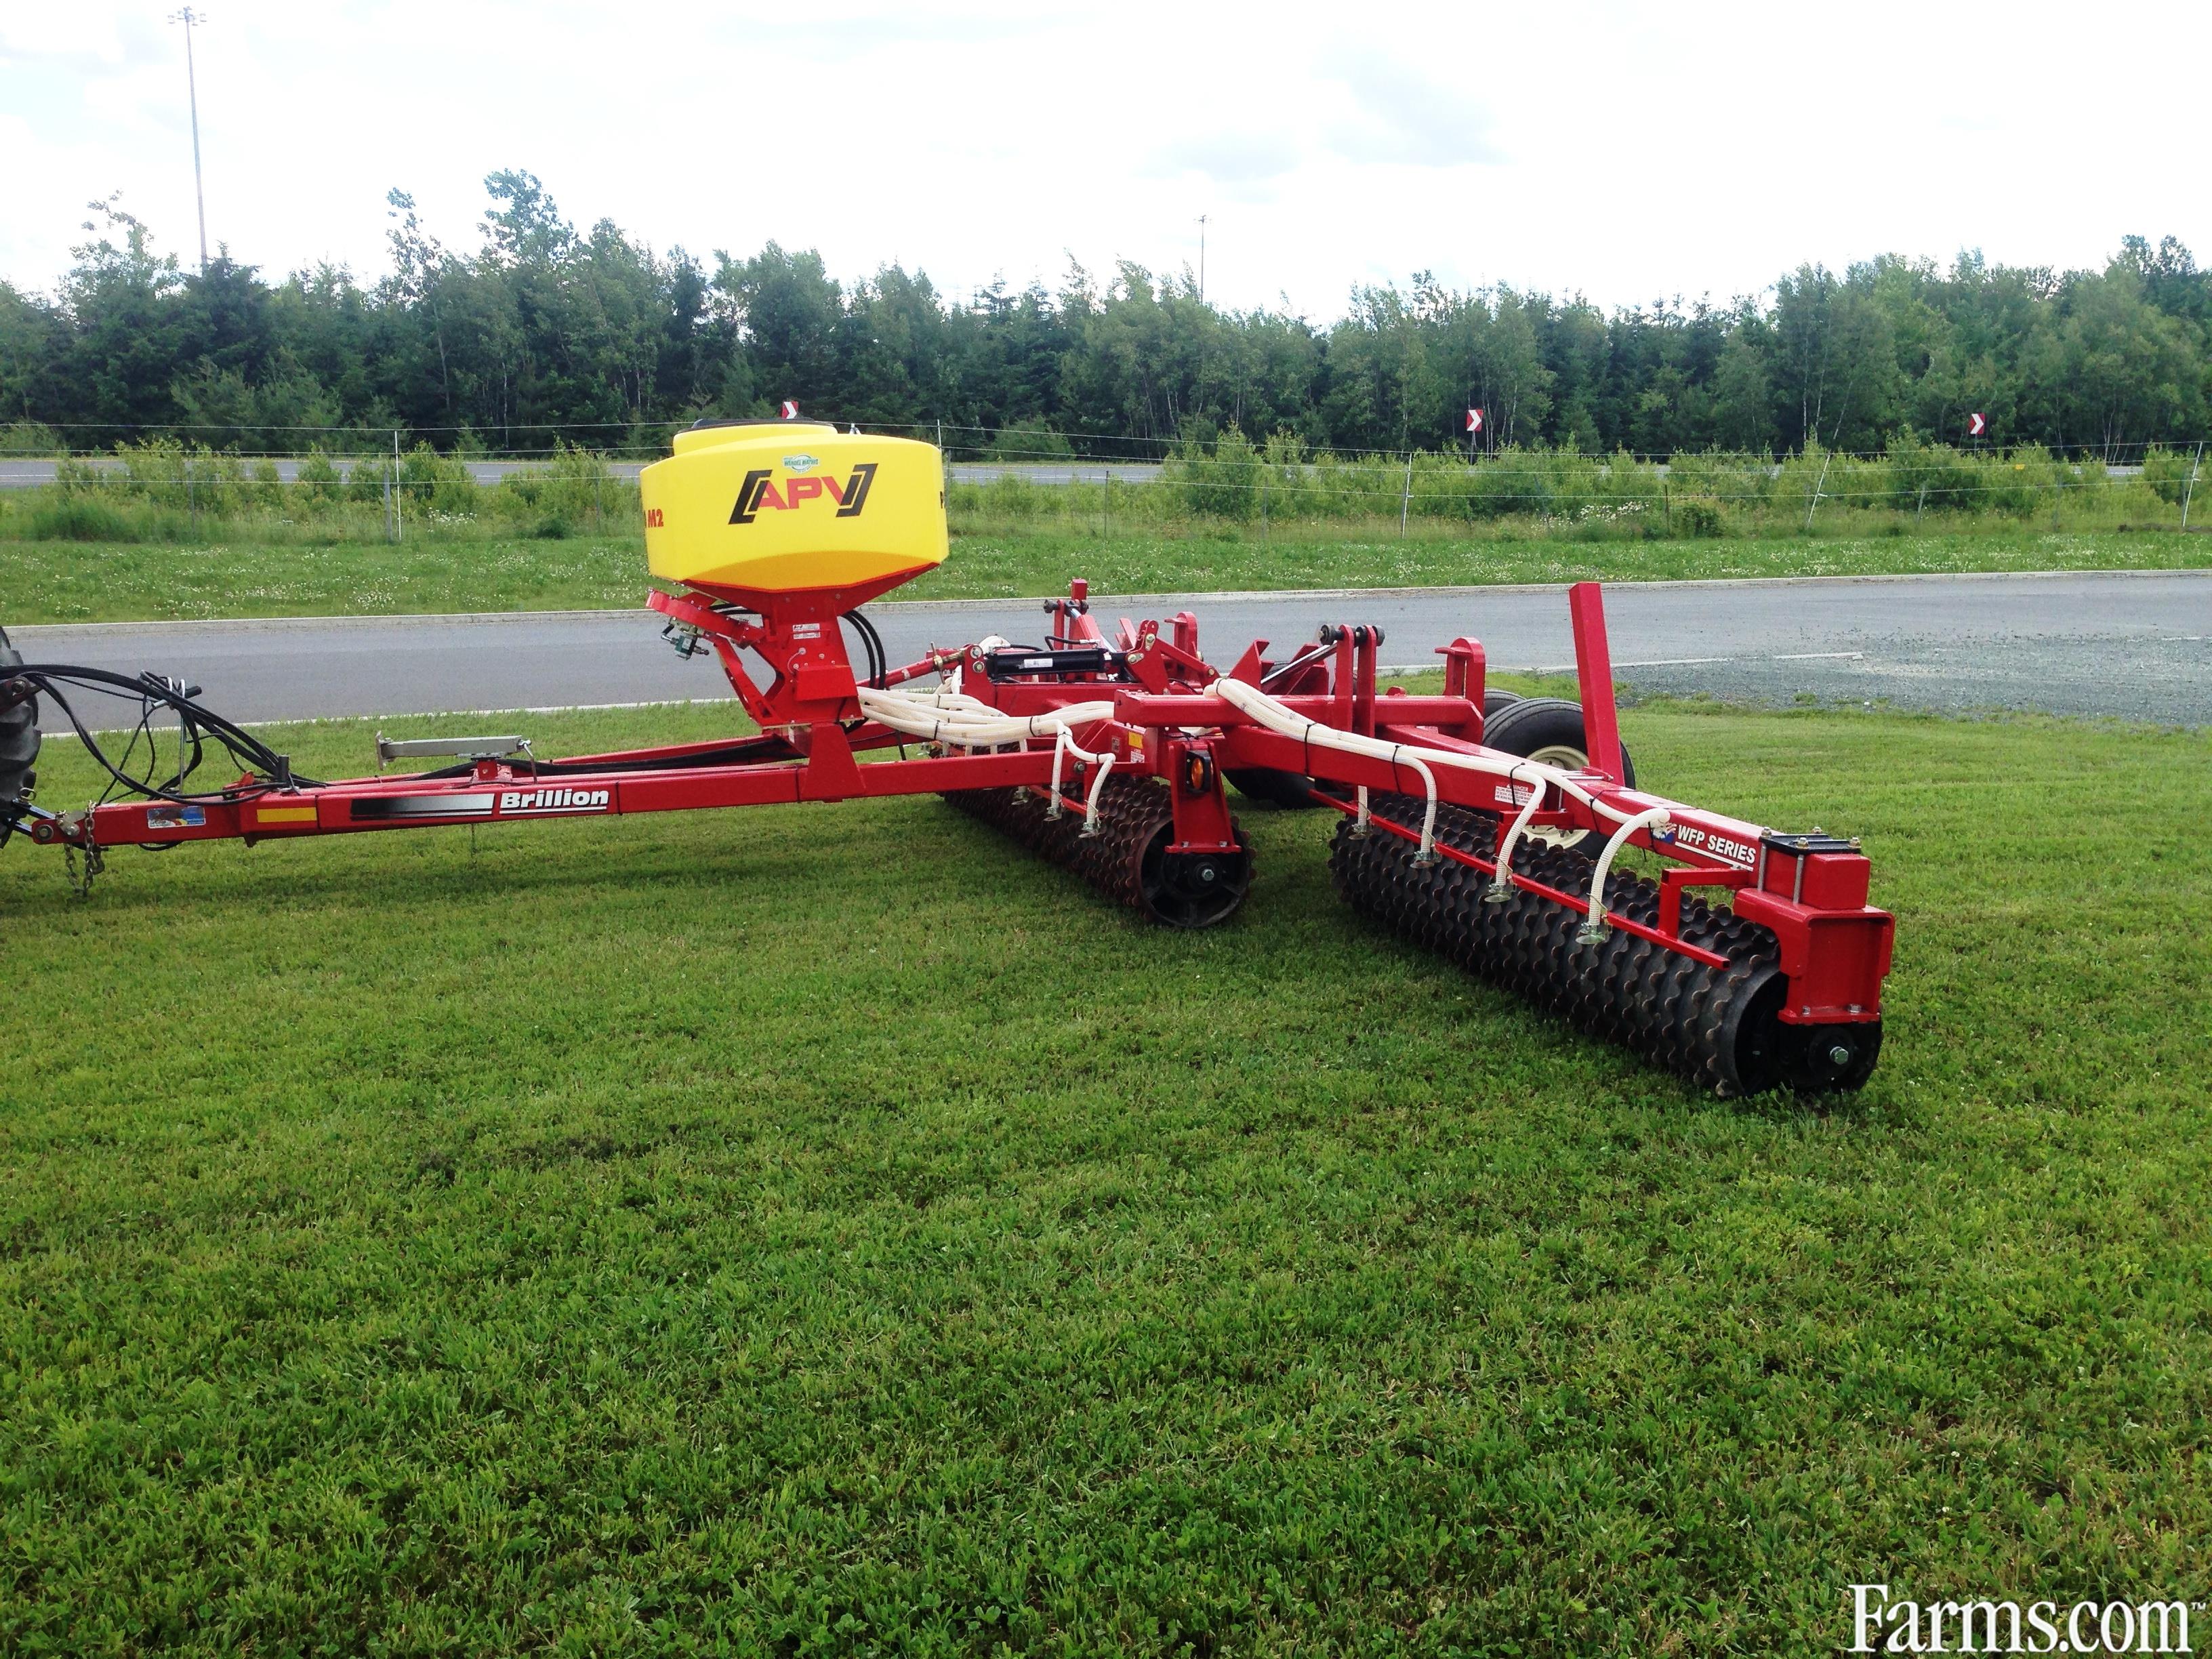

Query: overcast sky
[[4, 1, 2207, 319]]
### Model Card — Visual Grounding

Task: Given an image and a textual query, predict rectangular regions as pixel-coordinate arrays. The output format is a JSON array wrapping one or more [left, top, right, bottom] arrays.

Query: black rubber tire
[[1481, 696, 1635, 859], [0, 628, 39, 836], [1481, 688, 1522, 724]]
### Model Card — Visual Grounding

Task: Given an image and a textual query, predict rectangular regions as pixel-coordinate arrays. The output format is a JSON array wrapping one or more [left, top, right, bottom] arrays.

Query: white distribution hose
[[1577, 805, 1673, 943], [856, 685, 1120, 831], [861, 671, 1677, 927], [856, 685, 1117, 748], [1207, 676, 1658, 923], [1485, 765, 1551, 903], [1048, 722, 1118, 828]]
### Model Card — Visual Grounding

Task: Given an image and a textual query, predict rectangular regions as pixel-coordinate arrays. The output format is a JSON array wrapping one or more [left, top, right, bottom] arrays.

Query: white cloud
[[1, 0, 2206, 318], [1324, 51, 1502, 166]]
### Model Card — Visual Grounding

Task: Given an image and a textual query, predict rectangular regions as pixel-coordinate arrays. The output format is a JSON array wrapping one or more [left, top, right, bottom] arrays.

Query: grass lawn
[[3, 698, 2209, 1654], [1, 526, 2206, 624]]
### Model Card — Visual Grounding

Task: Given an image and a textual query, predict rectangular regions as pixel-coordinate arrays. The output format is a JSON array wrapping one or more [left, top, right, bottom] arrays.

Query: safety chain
[[64, 819, 103, 899]]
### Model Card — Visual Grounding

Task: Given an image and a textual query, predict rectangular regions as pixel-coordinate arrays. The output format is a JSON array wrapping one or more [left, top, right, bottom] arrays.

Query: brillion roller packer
[[1, 419, 1893, 1094]]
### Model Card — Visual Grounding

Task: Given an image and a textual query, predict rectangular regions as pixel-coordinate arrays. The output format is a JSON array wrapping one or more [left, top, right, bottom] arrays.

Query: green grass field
[[2, 525, 2207, 624], [5, 696, 2208, 1654]]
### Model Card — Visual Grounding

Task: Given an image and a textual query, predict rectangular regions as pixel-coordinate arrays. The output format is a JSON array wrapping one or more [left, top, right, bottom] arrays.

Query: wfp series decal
[[1658, 821, 1759, 867], [499, 787, 611, 815], [729, 462, 878, 525]]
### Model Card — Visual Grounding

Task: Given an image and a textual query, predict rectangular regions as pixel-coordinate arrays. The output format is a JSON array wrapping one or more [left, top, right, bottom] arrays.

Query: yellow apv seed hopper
[[640, 419, 947, 605]]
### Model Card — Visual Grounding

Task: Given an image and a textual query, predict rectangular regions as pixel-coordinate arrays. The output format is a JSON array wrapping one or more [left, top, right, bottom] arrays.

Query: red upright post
[[1566, 581, 1624, 781]]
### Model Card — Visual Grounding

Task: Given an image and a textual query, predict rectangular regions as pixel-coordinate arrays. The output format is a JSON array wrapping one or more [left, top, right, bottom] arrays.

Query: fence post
[[1261, 470, 1269, 544], [393, 430, 403, 543], [186, 464, 197, 535], [1662, 481, 1671, 537], [2184, 441, 2205, 531], [1803, 447, 1833, 533], [1399, 452, 1412, 538], [1104, 467, 1111, 538], [1916, 482, 1927, 525]]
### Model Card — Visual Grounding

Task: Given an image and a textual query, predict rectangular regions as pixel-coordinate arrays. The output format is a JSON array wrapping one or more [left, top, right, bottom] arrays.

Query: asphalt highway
[[14, 570, 2209, 735]]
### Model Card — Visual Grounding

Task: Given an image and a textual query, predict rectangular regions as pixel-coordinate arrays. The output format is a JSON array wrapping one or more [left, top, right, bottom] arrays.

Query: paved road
[[14, 571, 2208, 735], [0, 458, 1163, 489]]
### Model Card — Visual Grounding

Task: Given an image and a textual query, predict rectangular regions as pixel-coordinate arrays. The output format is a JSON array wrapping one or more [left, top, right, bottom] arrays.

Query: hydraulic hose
[[0, 663, 319, 800]]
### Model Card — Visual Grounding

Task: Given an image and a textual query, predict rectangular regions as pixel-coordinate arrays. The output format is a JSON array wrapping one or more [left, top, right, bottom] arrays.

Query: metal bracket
[[375, 733, 531, 773]]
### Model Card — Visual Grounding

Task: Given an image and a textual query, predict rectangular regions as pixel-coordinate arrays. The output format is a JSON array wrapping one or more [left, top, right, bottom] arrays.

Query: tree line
[[3, 171, 2208, 461]]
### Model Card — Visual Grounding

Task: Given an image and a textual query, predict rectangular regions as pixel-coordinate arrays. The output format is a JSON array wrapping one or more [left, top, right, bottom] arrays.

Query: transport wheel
[[1226, 767, 1326, 810], [0, 628, 39, 833], [1481, 696, 1636, 859], [1481, 689, 1521, 724]]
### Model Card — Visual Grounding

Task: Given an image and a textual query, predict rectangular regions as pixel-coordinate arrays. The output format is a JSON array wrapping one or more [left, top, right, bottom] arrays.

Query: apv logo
[[729, 462, 878, 525]]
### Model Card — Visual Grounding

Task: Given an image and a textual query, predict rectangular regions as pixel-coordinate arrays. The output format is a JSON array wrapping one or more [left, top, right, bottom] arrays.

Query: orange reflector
[[255, 805, 318, 826]]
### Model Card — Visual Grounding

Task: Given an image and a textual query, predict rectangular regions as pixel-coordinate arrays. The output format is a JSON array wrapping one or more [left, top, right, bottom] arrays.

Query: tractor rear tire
[[0, 628, 39, 838]]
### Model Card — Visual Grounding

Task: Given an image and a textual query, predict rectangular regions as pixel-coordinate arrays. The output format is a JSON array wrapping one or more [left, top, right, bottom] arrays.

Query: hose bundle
[[857, 683, 1121, 830], [0, 660, 321, 816]]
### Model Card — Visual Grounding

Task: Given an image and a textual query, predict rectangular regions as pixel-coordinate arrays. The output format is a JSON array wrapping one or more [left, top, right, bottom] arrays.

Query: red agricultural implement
[[1, 419, 1893, 1095]]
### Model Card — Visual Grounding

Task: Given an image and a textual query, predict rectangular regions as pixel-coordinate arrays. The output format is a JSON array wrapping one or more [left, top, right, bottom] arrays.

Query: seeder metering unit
[[0, 419, 1893, 1094]]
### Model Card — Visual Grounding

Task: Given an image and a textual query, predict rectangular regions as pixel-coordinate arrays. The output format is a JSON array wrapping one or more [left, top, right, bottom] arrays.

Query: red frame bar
[[1568, 580, 1624, 781]]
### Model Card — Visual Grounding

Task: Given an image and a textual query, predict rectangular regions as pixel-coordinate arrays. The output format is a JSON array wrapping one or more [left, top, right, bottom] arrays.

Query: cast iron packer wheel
[[1481, 695, 1636, 859], [1138, 821, 1252, 928]]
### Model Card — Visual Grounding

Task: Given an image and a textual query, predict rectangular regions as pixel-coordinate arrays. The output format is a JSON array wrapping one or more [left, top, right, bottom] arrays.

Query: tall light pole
[[1196, 213, 1208, 304], [169, 7, 209, 270]]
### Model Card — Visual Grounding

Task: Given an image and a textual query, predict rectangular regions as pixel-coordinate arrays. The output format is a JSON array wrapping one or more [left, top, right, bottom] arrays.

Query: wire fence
[[6, 417, 2210, 469], [12, 468, 2198, 507], [4, 419, 2205, 543]]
